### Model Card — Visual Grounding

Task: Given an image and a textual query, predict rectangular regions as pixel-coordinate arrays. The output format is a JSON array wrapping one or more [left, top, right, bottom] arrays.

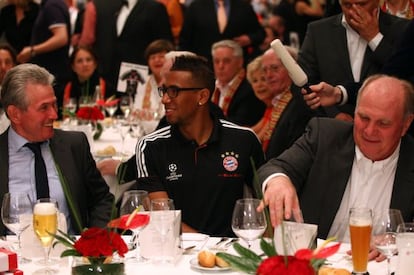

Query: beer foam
[[349, 217, 372, 226], [34, 202, 56, 215]]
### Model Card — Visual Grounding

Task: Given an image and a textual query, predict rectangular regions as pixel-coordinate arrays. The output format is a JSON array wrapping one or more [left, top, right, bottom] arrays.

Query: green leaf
[[260, 238, 277, 257], [216, 252, 258, 274], [233, 242, 262, 262], [61, 249, 81, 258]]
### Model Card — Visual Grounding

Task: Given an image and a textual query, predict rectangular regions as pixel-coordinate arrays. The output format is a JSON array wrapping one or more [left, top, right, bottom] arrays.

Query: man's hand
[[335, 112, 354, 122], [17, 47, 32, 63], [301, 82, 342, 109], [346, 245, 386, 262], [348, 6, 379, 42], [233, 35, 251, 47], [96, 159, 120, 176], [257, 176, 301, 227]]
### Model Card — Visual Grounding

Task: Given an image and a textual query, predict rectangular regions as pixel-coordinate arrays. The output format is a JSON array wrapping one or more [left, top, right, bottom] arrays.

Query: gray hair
[[211, 40, 243, 58], [357, 74, 414, 118], [1, 63, 54, 111]]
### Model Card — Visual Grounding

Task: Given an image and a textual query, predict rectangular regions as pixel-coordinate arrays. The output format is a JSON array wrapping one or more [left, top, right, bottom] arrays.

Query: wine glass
[[33, 198, 58, 274], [105, 103, 118, 120], [373, 209, 404, 275], [120, 190, 150, 263], [120, 95, 132, 119], [150, 198, 176, 264], [115, 117, 131, 155], [1, 193, 33, 263], [231, 198, 266, 248]]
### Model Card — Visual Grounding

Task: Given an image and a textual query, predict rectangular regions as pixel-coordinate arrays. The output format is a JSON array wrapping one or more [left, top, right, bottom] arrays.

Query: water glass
[[396, 222, 414, 275], [150, 198, 176, 264], [349, 207, 373, 275]]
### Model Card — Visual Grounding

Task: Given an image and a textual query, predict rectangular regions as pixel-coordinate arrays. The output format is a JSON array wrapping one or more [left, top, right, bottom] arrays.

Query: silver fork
[[224, 238, 239, 248], [210, 237, 229, 250]]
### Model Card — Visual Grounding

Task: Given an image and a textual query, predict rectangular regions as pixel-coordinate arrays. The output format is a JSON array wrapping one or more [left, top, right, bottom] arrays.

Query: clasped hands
[[257, 175, 386, 262]]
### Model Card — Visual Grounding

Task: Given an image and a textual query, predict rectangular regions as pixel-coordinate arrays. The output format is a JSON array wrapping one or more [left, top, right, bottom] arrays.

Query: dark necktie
[[122, 0, 129, 7], [25, 142, 50, 199]]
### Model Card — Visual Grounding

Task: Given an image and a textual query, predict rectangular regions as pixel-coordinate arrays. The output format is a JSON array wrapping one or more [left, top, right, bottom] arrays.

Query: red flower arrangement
[[216, 238, 340, 275], [73, 227, 128, 258], [76, 106, 104, 121]]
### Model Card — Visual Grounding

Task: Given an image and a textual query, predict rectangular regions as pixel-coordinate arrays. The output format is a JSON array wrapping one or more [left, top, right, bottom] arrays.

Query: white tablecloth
[[14, 237, 390, 274]]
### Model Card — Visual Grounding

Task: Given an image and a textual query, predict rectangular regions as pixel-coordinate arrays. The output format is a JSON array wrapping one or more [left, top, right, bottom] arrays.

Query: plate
[[189, 258, 231, 272]]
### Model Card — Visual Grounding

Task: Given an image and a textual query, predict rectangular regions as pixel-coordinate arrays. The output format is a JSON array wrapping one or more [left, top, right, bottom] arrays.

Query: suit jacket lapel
[[390, 137, 414, 221], [332, 16, 354, 79], [120, 0, 146, 36]]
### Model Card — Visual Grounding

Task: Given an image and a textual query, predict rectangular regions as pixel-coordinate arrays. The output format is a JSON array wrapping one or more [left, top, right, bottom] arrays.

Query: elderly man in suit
[[211, 40, 265, 126], [258, 75, 414, 253], [298, 0, 408, 121], [0, 63, 114, 235]]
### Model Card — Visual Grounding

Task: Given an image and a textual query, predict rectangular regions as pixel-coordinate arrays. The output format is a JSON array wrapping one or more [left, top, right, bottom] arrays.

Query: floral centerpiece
[[76, 106, 104, 140], [216, 238, 341, 275], [54, 227, 128, 274]]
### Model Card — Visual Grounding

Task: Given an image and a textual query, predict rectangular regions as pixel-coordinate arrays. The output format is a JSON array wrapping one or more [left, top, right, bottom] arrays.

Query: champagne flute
[[349, 207, 373, 275], [373, 209, 404, 275], [33, 198, 58, 273], [231, 198, 266, 248], [120, 190, 150, 263], [1, 193, 33, 263], [150, 198, 175, 264]]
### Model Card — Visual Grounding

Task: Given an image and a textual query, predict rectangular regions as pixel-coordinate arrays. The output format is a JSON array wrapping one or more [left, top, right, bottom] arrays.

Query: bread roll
[[97, 145, 116, 156], [198, 250, 216, 268], [215, 255, 229, 267], [318, 266, 351, 275]]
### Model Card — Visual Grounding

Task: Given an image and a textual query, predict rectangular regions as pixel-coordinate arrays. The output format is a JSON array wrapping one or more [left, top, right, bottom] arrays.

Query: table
[[15, 237, 390, 274]]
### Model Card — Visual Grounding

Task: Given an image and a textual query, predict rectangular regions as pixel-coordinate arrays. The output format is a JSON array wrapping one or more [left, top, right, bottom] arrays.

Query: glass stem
[[134, 231, 140, 259], [387, 256, 391, 275], [43, 245, 51, 264]]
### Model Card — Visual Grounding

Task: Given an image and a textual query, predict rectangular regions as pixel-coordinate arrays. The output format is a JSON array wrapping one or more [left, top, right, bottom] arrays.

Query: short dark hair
[[0, 43, 17, 65], [170, 55, 215, 94], [69, 45, 98, 66], [144, 39, 174, 61]]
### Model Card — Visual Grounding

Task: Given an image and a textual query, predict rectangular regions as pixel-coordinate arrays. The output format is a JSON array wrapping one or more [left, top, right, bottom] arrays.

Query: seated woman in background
[[246, 56, 274, 152], [63, 45, 106, 111], [133, 39, 174, 135]]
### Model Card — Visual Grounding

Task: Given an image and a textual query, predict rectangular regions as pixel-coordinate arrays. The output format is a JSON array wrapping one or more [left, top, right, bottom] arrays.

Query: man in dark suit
[[298, 0, 408, 120], [93, 0, 173, 97], [211, 40, 265, 126], [258, 75, 414, 248], [179, 0, 265, 63], [0, 63, 114, 235]]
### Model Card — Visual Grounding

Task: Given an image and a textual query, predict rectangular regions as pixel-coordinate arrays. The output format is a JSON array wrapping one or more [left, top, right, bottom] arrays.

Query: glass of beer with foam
[[33, 198, 58, 273], [349, 207, 373, 274]]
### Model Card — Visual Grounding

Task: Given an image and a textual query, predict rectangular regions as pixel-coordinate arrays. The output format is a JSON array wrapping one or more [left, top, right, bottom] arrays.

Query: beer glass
[[33, 198, 58, 274], [349, 207, 373, 274]]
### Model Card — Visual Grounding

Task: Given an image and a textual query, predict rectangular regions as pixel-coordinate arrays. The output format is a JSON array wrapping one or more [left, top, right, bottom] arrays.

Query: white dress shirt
[[328, 144, 399, 242], [116, 0, 138, 36], [341, 14, 383, 82], [8, 127, 72, 233]]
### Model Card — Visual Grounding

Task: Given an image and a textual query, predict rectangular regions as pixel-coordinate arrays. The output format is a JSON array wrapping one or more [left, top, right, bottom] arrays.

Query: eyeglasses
[[158, 85, 204, 98], [262, 64, 283, 74]]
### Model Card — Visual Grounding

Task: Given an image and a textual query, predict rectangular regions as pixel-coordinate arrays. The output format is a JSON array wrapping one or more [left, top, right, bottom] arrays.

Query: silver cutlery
[[224, 238, 239, 248]]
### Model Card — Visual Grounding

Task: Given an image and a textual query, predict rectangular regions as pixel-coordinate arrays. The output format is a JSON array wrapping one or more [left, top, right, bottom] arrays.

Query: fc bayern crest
[[223, 156, 238, 171]]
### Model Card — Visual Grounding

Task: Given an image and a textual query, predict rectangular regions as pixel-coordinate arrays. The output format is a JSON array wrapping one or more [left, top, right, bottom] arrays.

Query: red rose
[[76, 106, 104, 121], [74, 228, 128, 257], [257, 256, 315, 275]]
